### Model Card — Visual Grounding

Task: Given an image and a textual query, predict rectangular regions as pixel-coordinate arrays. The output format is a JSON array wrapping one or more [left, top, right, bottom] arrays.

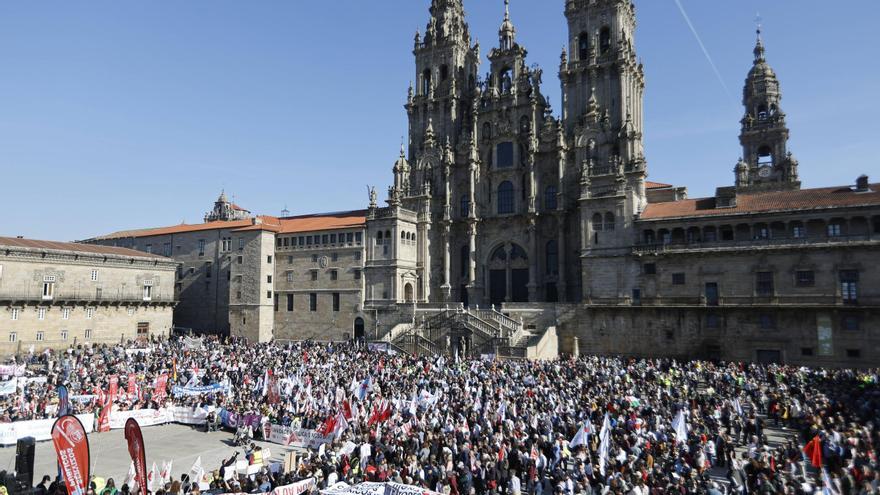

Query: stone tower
[[204, 191, 251, 222], [560, 0, 647, 301], [736, 27, 799, 190]]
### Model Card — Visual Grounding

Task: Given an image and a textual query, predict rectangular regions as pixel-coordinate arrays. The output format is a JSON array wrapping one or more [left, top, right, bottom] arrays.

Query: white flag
[[148, 462, 160, 492], [190, 456, 204, 484], [124, 461, 137, 488], [333, 412, 349, 440], [569, 421, 593, 448], [598, 414, 612, 476], [672, 410, 688, 445]]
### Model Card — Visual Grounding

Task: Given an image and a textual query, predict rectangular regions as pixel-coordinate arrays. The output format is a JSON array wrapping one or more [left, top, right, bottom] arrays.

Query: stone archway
[[404, 283, 414, 303], [354, 317, 365, 341]]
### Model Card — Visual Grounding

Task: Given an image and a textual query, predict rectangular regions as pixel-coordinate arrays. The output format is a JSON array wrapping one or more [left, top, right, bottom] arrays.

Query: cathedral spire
[[753, 25, 765, 63], [499, 0, 516, 50]]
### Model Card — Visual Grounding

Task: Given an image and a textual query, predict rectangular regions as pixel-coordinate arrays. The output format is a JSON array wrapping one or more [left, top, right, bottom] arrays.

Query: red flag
[[98, 398, 112, 433], [803, 435, 823, 468], [125, 418, 149, 495], [109, 375, 119, 403], [317, 415, 338, 436], [51, 415, 90, 495], [155, 374, 168, 402], [342, 400, 353, 421]]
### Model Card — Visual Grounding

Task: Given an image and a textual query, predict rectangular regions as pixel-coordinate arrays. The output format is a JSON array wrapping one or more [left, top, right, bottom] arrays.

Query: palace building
[[83, 0, 879, 367]]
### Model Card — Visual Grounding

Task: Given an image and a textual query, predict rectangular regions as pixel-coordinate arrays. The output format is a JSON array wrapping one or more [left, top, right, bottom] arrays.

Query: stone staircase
[[382, 307, 529, 358]]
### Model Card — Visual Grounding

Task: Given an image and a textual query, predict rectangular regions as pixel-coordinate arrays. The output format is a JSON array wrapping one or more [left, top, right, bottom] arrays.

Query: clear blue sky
[[1, 1, 877, 241]]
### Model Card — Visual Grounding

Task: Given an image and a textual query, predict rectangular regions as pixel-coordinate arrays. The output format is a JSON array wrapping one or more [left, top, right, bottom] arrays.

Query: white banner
[[0, 414, 94, 445], [321, 482, 440, 495], [273, 478, 316, 495], [169, 406, 208, 425], [0, 365, 25, 377], [0, 379, 17, 396], [266, 424, 332, 450], [108, 409, 171, 430]]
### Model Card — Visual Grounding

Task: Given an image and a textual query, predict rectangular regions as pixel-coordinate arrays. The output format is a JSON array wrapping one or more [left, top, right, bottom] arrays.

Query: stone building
[[0, 237, 177, 355], [363, 0, 880, 367]]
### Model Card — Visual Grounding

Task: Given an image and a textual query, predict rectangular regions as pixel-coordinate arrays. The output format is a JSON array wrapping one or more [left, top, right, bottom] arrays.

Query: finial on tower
[[499, 0, 516, 49], [754, 13, 765, 62]]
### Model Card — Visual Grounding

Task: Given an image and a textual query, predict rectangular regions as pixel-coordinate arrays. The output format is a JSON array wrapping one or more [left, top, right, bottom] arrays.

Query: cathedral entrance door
[[511, 269, 529, 302], [490, 270, 506, 306]]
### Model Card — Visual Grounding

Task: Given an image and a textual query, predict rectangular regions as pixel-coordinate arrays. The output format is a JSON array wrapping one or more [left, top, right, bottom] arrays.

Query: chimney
[[856, 175, 869, 192]]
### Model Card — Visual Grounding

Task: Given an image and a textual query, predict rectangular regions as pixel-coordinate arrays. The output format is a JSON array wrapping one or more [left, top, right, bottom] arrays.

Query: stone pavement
[[0, 424, 301, 485]]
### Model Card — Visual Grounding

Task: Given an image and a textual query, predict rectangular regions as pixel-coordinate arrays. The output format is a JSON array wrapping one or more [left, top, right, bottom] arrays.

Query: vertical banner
[[57, 385, 70, 417], [127, 374, 137, 399], [98, 392, 112, 433], [155, 374, 168, 403], [51, 415, 90, 495], [109, 375, 119, 403], [124, 418, 149, 495], [817, 314, 833, 357]]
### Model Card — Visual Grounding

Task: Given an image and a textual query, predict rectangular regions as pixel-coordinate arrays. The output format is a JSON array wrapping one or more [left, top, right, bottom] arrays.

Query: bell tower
[[736, 26, 799, 191]]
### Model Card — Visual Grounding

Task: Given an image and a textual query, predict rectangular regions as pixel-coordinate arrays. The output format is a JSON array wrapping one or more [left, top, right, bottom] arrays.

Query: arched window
[[497, 181, 514, 214], [546, 240, 559, 275], [460, 195, 471, 218], [757, 104, 769, 120], [578, 32, 590, 60], [592, 213, 604, 232], [510, 244, 528, 260], [604, 212, 616, 231], [545, 185, 558, 210], [422, 69, 432, 95], [401, 231, 406, 240], [599, 26, 611, 54], [385, 230, 391, 240], [758, 145, 773, 165], [376, 231, 383, 244]]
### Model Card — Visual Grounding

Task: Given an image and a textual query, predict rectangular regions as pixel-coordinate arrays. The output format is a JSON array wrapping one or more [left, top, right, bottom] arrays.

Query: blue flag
[[57, 385, 70, 417]]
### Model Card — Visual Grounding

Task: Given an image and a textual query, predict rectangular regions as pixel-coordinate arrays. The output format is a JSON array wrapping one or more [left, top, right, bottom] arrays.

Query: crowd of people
[[2, 337, 879, 494]]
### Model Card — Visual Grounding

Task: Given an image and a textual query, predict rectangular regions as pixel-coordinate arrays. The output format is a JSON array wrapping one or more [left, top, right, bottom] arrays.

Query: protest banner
[[50, 415, 90, 495], [0, 414, 94, 445], [266, 424, 332, 450]]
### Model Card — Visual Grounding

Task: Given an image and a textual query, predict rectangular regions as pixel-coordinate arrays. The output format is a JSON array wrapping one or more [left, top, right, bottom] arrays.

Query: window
[[236, 291, 242, 300], [545, 241, 558, 275], [604, 213, 615, 232], [332, 253, 338, 262], [287, 272, 294, 283], [309, 293, 317, 312], [827, 224, 842, 237], [496, 142, 514, 168], [86, 308, 94, 319], [847, 349, 861, 359], [266, 275, 272, 284], [756, 272, 774, 296], [631, 289, 641, 306], [545, 186, 558, 210], [84, 329, 92, 340], [237, 256, 243, 265], [578, 32, 589, 60], [143, 285, 152, 300], [221, 238, 232, 252], [796, 270, 815, 287], [801, 348, 814, 357], [238, 238, 245, 250], [307, 236, 313, 245], [198, 239, 206, 256], [643, 263, 657, 275], [60, 330, 68, 341], [460, 195, 470, 218], [792, 225, 805, 239], [38, 308, 45, 320], [756, 227, 769, 239], [267, 256, 273, 264], [705, 283, 719, 306], [759, 314, 776, 330], [599, 26, 611, 54], [287, 294, 294, 312], [312, 254, 319, 263], [10, 309, 17, 321], [354, 269, 362, 280], [330, 270, 338, 281], [841, 314, 860, 331], [311, 270, 318, 281], [61, 308, 70, 320], [593, 213, 604, 233], [355, 232, 363, 244], [330, 234, 337, 244], [354, 251, 362, 261], [840, 270, 859, 304], [128, 307, 135, 316], [91, 270, 99, 282], [672, 273, 685, 285], [322, 235, 329, 245], [8, 333, 16, 343], [274, 294, 279, 312], [497, 181, 514, 214], [145, 244, 152, 254], [42, 280, 55, 300], [332, 293, 340, 312]]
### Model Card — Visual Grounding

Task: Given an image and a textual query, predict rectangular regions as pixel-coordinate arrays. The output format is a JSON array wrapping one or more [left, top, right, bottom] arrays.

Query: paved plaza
[[0, 424, 298, 484]]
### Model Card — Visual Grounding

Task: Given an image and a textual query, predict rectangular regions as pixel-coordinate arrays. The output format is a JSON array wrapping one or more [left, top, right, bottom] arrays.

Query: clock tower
[[735, 26, 799, 191]]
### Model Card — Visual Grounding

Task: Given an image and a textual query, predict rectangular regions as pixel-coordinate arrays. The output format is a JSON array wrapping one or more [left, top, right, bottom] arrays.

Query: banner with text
[[0, 414, 94, 445], [266, 424, 332, 450]]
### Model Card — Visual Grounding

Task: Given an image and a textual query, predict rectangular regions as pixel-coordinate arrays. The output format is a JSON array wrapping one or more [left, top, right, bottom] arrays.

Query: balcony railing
[[0, 290, 176, 304], [587, 294, 878, 308], [633, 234, 876, 255]]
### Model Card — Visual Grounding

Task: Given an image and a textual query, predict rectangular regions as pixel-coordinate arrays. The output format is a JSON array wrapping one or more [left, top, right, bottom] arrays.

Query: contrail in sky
[[672, 0, 734, 102]]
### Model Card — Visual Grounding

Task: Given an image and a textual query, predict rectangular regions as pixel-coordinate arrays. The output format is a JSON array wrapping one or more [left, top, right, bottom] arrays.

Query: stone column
[[557, 216, 567, 302], [572, 335, 580, 358], [441, 224, 451, 301], [527, 220, 538, 301]]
